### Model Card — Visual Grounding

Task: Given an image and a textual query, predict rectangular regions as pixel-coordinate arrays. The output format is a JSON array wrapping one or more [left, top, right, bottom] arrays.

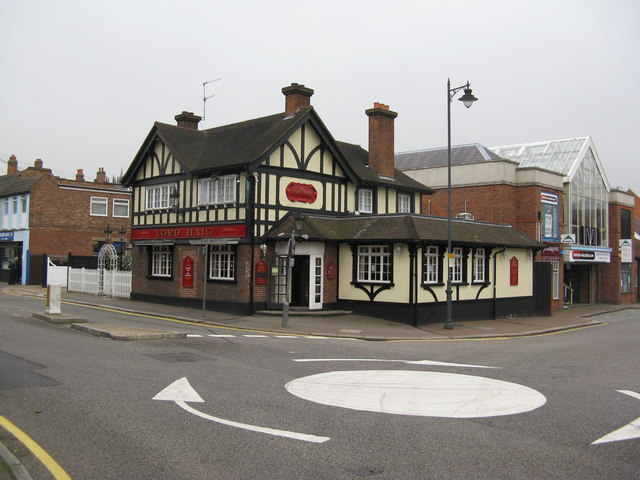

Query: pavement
[[1, 282, 638, 479]]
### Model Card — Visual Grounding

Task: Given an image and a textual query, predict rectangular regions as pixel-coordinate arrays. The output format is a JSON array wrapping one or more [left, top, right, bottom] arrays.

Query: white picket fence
[[67, 268, 132, 298]]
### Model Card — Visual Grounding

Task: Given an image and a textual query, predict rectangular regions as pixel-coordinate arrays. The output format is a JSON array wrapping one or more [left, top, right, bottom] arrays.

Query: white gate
[[66, 244, 131, 298]]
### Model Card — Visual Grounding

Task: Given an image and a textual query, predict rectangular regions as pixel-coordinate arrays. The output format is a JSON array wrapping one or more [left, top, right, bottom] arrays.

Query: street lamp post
[[445, 79, 478, 330], [280, 214, 307, 329], [118, 226, 126, 270]]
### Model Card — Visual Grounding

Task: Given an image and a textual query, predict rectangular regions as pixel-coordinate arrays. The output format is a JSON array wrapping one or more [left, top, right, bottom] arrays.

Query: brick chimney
[[76, 169, 85, 181], [34, 158, 43, 169], [7, 154, 18, 174], [95, 167, 106, 184], [282, 83, 314, 116], [174, 111, 202, 130], [365, 102, 397, 178]]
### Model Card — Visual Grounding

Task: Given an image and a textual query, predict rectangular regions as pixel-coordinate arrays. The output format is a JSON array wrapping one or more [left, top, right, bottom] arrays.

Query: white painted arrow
[[592, 390, 640, 445], [293, 358, 499, 369], [153, 377, 330, 443]]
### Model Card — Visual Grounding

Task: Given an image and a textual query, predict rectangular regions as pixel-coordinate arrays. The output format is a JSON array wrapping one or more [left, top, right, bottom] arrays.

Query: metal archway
[[97, 243, 118, 295]]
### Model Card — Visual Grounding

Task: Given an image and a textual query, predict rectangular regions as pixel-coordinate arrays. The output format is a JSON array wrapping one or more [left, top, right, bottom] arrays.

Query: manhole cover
[[145, 352, 212, 363]]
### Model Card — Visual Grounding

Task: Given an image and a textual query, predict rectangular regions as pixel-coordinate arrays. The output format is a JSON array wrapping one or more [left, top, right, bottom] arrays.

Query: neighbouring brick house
[[0, 156, 131, 285], [396, 138, 638, 311], [121, 83, 543, 325]]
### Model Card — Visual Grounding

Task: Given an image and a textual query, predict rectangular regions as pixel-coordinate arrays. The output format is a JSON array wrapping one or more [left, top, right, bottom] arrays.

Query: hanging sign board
[[326, 263, 336, 280], [619, 239, 632, 263], [560, 233, 576, 244]]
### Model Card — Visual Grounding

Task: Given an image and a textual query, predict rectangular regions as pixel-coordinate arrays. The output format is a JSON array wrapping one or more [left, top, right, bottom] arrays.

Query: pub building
[[121, 84, 542, 326]]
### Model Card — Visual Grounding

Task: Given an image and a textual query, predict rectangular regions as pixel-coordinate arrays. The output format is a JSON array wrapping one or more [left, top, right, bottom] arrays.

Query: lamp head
[[458, 86, 478, 108]]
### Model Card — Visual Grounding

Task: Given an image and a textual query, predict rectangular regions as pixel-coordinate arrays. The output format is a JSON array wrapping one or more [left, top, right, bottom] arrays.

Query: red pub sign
[[182, 256, 194, 288], [285, 182, 317, 204], [132, 224, 246, 241]]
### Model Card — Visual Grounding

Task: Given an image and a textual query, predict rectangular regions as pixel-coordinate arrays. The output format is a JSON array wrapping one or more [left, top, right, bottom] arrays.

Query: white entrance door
[[309, 254, 323, 310]]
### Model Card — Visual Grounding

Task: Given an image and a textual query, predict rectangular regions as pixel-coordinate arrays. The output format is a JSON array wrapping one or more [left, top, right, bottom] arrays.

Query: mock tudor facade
[[122, 84, 542, 325]]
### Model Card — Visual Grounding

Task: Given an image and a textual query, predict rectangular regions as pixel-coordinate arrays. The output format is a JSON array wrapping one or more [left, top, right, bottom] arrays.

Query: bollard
[[45, 284, 62, 315]]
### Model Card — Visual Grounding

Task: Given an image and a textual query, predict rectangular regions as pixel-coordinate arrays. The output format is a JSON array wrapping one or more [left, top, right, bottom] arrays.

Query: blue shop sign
[[0, 231, 14, 241]]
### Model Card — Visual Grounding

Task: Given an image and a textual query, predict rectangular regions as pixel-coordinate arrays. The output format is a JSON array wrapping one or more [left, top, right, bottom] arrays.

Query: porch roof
[[268, 214, 543, 249]]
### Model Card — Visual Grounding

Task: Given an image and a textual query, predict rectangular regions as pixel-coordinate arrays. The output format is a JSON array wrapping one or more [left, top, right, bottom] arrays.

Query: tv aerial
[[202, 78, 221, 121]]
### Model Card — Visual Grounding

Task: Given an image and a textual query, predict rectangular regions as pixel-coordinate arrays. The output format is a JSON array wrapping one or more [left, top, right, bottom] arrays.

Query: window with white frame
[[199, 175, 237, 205], [209, 244, 236, 280], [113, 198, 130, 218], [398, 193, 411, 213], [423, 246, 439, 284], [145, 184, 173, 210], [621, 264, 632, 293], [90, 197, 108, 216], [357, 189, 373, 214], [151, 245, 172, 277], [450, 247, 464, 283], [552, 261, 559, 300], [357, 245, 391, 283], [21, 195, 27, 213], [473, 248, 486, 283]]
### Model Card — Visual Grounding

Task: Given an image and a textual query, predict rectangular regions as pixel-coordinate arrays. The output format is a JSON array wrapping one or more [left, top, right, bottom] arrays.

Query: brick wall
[[28, 171, 131, 257]]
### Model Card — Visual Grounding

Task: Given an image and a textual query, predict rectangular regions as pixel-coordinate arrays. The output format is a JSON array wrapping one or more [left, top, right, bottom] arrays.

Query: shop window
[[208, 244, 236, 280], [146, 184, 173, 210], [621, 264, 632, 293], [113, 199, 130, 218], [398, 193, 411, 213], [198, 176, 237, 205], [357, 245, 391, 283], [90, 197, 108, 216], [357, 189, 373, 214], [423, 246, 441, 284], [150, 245, 173, 277]]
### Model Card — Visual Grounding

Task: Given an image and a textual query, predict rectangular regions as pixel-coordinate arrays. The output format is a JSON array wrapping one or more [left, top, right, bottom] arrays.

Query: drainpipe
[[247, 170, 256, 315], [493, 247, 506, 319]]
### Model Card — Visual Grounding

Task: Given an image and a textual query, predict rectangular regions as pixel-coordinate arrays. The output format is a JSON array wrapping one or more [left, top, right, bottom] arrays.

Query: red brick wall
[[323, 243, 338, 304], [28, 173, 131, 257]]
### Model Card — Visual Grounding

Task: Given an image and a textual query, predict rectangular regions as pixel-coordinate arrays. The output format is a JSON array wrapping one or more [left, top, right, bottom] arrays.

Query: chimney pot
[[282, 83, 314, 116], [365, 103, 398, 179], [34, 158, 43, 169], [7, 154, 18, 174], [175, 111, 202, 130], [76, 169, 85, 181]]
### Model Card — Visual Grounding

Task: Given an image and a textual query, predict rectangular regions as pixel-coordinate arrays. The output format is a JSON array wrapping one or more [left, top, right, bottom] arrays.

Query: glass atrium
[[491, 137, 610, 248]]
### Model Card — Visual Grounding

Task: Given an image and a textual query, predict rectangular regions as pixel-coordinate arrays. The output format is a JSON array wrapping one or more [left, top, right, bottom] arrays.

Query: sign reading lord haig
[[132, 224, 247, 241]]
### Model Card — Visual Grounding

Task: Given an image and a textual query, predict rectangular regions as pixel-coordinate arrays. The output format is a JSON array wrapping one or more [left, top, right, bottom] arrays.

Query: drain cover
[[145, 352, 212, 363]]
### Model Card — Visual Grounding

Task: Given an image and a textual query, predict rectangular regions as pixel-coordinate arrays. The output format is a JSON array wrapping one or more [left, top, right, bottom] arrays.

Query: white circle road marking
[[285, 370, 546, 418]]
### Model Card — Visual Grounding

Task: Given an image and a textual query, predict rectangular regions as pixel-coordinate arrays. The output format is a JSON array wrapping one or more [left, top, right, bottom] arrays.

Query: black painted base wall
[[337, 296, 537, 326]]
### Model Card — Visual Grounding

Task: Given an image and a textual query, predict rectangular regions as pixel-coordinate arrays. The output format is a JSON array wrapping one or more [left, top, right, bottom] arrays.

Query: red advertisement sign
[[286, 182, 318, 204], [132, 224, 246, 241], [183, 256, 194, 288], [509, 257, 519, 286], [541, 242, 561, 261], [326, 263, 336, 280], [255, 260, 267, 285]]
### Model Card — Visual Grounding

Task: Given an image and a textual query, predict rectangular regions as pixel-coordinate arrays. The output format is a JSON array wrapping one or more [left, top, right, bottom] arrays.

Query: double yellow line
[[0, 414, 71, 479]]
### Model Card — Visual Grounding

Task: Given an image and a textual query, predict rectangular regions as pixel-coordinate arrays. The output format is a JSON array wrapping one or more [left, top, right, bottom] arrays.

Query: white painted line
[[286, 370, 546, 418], [592, 390, 640, 445], [208, 334, 235, 338], [275, 335, 299, 338], [243, 335, 268, 338], [293, 358, 498, 369], [187, 334, 203, 338], [304, 336, 330, 339], [154, 378, 329, 443]]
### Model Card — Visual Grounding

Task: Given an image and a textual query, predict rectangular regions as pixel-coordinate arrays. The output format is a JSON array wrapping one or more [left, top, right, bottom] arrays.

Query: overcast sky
[[2, 0, 639, 194]]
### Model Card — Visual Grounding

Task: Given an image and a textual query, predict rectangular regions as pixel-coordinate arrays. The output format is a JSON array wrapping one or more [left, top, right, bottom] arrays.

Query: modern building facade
[[396, 137, 638, 309], [0, 156, 131, 284], [122, 84, 542, 325]]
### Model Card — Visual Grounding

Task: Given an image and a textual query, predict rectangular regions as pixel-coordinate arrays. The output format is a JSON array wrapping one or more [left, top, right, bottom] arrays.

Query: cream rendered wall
[[495, 249, 533, 298]]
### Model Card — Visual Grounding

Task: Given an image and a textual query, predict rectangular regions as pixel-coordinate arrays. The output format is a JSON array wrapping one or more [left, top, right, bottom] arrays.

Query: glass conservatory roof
[[490, 137, 589, 176]]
